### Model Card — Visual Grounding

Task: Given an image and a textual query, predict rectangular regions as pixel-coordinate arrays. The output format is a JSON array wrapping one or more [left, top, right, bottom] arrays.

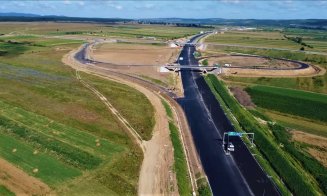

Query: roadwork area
[[63, 46, 179, 195], [89, 42, 184, 96], [0, 158, 51, 196], [205, 55, 324, 77]]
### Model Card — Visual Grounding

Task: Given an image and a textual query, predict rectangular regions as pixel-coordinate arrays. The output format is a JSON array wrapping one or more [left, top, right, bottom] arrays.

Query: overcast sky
[[0, 0, 326, 19]]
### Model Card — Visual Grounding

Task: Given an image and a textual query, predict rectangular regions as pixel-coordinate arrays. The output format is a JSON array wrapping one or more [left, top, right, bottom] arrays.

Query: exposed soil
[[89, 42, 183, 96], [205, 55, 324, 77], [208, 56, 300, 69], [229, 86, 255, 107], [0, 158, 51, 196], [91, 43, 179, 66], [291, 130, 327, 167], [63, 48, 178, 195]]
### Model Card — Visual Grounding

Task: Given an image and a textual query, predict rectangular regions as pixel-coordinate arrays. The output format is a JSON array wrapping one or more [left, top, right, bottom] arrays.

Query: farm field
[[205, 30, 301, 49], [245, 85, 327, 122], [0, 24, 160, 195], [205, 29, 327, 53], [0, 22, 207, 40]]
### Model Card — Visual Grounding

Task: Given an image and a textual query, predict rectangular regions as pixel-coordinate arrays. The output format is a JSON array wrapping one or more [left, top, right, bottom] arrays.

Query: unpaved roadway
[[63, 47, 179, 195]]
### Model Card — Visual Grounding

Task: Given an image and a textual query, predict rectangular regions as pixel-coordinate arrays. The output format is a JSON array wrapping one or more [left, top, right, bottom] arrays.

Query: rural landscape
[[0, 1, 327, 196]]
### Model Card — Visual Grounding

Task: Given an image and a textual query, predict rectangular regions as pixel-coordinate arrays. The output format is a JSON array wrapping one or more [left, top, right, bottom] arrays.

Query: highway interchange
[[75, 34, 281, 196]]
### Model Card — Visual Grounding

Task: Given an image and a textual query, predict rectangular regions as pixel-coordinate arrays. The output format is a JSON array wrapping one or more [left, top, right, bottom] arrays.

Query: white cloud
[[64, 0, 71, 5], [106, 2, 123, 10], [221, 0, 240, 4], [78, 1, 85, 6]]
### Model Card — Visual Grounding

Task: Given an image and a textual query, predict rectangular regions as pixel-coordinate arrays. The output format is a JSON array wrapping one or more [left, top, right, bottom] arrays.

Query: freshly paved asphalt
[[177, 34, 280, 196]]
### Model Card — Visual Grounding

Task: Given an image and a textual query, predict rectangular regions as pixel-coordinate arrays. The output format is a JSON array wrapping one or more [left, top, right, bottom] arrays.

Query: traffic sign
[[227, 132, 242, 137]]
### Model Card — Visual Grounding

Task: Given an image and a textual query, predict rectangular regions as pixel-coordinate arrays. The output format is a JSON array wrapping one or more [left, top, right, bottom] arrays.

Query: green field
[[0, 22, 207, 40], [205, 29, 327, 52], [81, 73, 155, 141], [205, 30, 300, 49], [205, 74, 322, 195], [0, 30, 152, 194], [246, 85, 327, 122]]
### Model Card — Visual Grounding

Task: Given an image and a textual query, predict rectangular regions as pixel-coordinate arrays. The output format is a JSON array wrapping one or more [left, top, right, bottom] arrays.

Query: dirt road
[[63, 47, 178, 195]]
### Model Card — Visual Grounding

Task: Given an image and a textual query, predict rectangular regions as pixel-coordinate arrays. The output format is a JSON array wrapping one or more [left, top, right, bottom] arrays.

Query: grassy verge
[[246, 85, 327, 122], [161, 99, 193, 195], [0, 185, 15, 196], [205, 74, 321, 195]]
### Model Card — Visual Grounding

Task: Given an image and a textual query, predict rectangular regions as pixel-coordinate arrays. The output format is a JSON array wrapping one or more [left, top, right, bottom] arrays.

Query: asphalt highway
[[177, 34, 280, 196]]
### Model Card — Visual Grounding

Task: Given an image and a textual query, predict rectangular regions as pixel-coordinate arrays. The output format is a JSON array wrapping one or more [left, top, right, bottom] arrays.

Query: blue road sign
[[228, 132, 242, 137]]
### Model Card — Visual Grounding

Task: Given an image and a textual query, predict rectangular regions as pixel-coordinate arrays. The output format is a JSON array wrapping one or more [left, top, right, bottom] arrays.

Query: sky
[[0, 0, 327, 19]]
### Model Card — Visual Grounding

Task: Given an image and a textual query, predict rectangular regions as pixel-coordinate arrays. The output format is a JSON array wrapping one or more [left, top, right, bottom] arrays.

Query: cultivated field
[[0, 22, 207, 195], [0, 24, 161, 195]]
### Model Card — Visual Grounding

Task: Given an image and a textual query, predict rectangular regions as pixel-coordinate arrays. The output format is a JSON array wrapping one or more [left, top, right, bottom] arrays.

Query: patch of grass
[[196, 177, 212, 196], [161, 99, 173, 119], [0, 40, 29, 56], [139, 75, 168, 87], [0, 185, 15, 196], [261, 109, 327, 138], [0, 131, 81, 186], [269, 123, 327, 194], [81, 73, 155, 141], [246, 85, 327, 122], [162, 99, 192, 195], [205, 74, 320, 195], [169, 122, 192, 195]]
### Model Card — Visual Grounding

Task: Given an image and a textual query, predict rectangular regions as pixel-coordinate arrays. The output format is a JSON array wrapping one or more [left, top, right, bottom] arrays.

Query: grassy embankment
[[161, 99, 193, 195], [0, 34, 154, 195], [205, 74, 323, 195], [161, 99, 212, 196]]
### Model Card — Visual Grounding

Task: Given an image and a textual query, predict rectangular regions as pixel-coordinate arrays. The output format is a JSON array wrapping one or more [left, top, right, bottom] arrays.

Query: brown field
[[292, 131, 327, 167], [207, 56, 300, 69], [89, 42, 183, 95], [91, 42, 179, 66], [205, 56, 323, 77]]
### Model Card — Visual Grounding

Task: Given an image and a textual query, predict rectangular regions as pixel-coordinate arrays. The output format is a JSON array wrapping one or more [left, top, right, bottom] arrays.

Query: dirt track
[[63, 47, 179, 195], [0, 158, 51, 196]]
